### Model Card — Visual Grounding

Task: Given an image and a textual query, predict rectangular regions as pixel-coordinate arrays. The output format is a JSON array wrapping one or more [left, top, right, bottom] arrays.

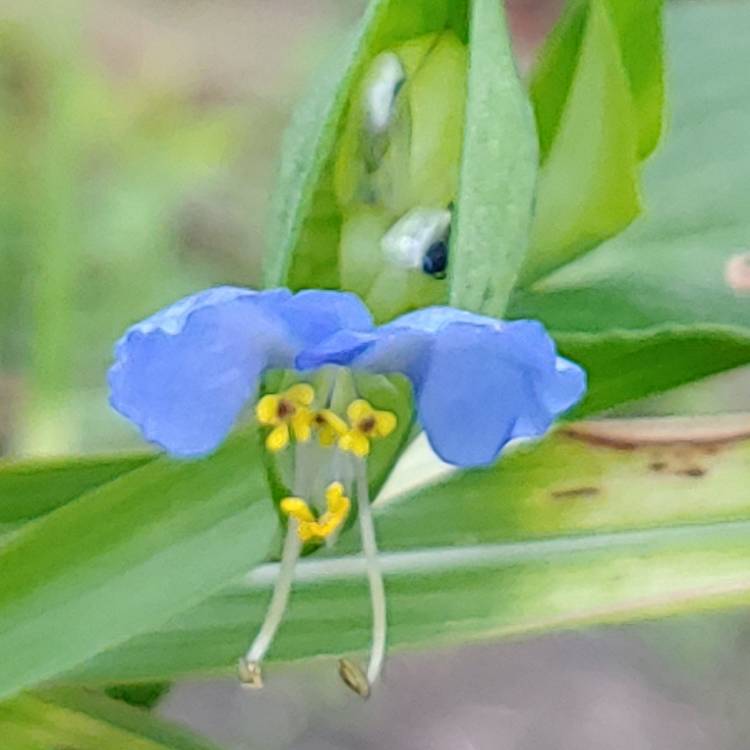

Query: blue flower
[[297, 306, 586, 466], [109, 287, 586, 696], [108, 286, 373, 457], [109, 288, 585, 466]]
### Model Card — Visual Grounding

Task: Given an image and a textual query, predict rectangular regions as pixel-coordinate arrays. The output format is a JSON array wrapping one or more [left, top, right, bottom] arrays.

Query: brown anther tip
[[238, 658, 263, 689], [338, 658, 371, 699]]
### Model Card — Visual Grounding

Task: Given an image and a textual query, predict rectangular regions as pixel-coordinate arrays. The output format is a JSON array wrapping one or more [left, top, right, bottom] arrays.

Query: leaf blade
[[447, 0, 537, 316], [0, 689, 222, 750], [0, 452, 154, 524], [68, 415, 750, 684], [0, 434, 275, 701], [522, 0, 642, 284]]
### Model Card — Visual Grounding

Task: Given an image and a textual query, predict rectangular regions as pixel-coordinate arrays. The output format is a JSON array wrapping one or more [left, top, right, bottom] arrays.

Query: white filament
[[243, 520, 301, 667], [242, 443, 310, 672], [356, 460, 387, 685]]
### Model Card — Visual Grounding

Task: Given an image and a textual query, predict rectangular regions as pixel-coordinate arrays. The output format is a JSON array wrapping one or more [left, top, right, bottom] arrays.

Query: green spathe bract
[[336, 32, 467, 321], [266, 0, 537, 321]]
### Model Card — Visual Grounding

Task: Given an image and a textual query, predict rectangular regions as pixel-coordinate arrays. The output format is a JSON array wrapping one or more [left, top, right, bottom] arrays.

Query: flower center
[[276, 399, 295, 419], [358, 416, 377, 434], [245, 370, 397, 697]]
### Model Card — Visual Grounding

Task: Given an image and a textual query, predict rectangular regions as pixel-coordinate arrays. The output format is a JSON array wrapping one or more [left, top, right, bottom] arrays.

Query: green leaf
[[532, 0, 663, 162], [447, 0, 537, 316], [0, 452, 153, 524], [561, 325, 750, 417], [0, 689, 221, 750], [68, 415, 750, 684], [0, 432, 276, 702], [511, 1, 750, 410], [522, 0, 648, 284], [603, 0, 664, 159]]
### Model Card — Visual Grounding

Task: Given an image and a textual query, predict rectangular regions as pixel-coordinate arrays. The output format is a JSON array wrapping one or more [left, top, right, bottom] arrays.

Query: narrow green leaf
[[521, 0, 642, 284], [532, 0, 663, 161], [0, 689, 221, 750], [69, 416, 750, 684], [605, 0, 664, 158], [0, 433, 275, 701], [560, 324, 750, 417], [447, 0, 537, 316], [0, 452, 153, 524]]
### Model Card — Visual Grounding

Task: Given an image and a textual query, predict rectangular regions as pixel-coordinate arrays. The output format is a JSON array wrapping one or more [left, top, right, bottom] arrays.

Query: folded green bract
[[265, 0, 537, 321]]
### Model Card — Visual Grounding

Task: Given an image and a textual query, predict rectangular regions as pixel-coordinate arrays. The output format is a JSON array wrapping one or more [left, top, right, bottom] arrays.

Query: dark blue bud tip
[[422, 240, 448, 279]]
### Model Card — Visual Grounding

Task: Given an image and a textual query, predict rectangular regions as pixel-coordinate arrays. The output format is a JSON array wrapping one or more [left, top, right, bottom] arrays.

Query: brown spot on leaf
[[677, 467, 707, 478], [550, 486, 601, 500], [563, 415, 750, 451], [649, 461, 667, 472]]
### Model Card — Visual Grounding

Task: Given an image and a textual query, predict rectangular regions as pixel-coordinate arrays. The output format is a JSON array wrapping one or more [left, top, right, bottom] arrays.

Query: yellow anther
[[315, 482, 351, 539], [339, 399, 397, 457], [312, 409, 348, 447], [279, 497, 315, 524], [256, 383, 315, 452], [279, 483, 351, 543]]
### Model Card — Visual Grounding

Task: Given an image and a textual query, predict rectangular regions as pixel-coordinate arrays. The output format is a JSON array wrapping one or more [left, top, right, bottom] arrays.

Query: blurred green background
[[0, 0, 378, 456]]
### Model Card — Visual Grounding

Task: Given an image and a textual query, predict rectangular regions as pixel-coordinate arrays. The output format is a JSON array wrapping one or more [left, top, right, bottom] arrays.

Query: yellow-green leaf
[[521, 0, 641, 284], [0, 689, 220, 750]]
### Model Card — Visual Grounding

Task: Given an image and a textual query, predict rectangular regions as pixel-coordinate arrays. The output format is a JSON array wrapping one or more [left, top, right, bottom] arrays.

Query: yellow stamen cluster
[[339, 399, 397, 457], [257, 384, 397, 458], [280, 482, 351, 543], [256, 384, 315, 452], [312, 409, 348, 447]]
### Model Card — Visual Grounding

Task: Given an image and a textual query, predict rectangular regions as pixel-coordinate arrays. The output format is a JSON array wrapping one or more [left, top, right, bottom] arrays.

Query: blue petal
[[416, 319, 585, 465], [296, 329, 380, 370], [415, 322, 528, 465], [295, 307, 465, 383], [304, 306, 586, 467], [275, 290, 373, 349], [386, 306, 491, 333], [114, 286, 289, 346], [500, 320, 587, 424], [109, 288, 296, 457]]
